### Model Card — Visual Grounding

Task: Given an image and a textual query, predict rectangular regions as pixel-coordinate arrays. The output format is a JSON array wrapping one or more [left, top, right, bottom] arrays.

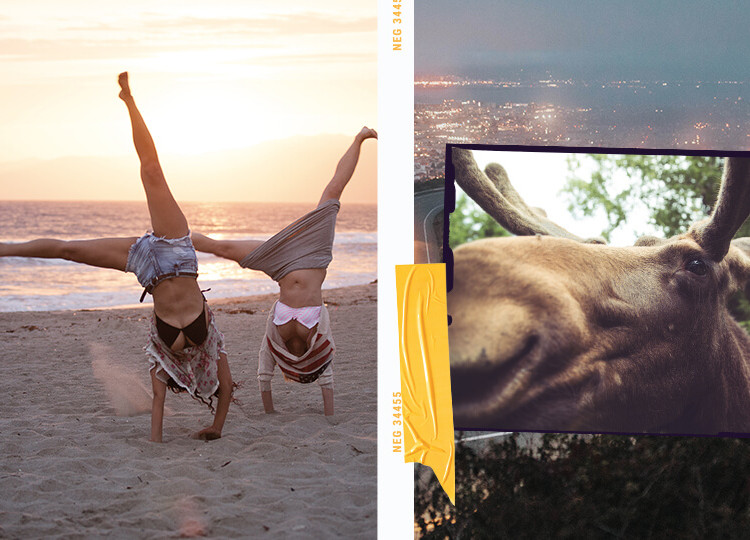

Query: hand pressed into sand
[[191, 426, 222, 441], [191, 353, 233, 441], [260, 387, 333, 416], [149, 353, 233, 443]]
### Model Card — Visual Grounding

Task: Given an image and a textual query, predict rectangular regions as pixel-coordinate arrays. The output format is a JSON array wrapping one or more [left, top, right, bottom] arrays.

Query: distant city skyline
[[416, 75, 750, 84], [415, 88, 750, 185], [413, 2, 750, 246], [416, 1, 750, 81], [414, 2, 750, 181]]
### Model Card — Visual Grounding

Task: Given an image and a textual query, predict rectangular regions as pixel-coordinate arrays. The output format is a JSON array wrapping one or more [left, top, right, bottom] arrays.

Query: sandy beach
[[0, 283, 377, 538]]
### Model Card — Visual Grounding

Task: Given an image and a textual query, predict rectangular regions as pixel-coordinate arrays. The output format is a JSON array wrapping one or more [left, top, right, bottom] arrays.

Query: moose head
[[448, 147, 750, 434]]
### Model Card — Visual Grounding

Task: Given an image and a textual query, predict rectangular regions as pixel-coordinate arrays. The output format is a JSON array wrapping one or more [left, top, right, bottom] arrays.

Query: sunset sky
[[1, 1, 376, 202]]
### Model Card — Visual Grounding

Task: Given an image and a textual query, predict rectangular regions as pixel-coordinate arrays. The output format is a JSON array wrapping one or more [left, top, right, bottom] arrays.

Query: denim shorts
[[126, 232, 199, 297]]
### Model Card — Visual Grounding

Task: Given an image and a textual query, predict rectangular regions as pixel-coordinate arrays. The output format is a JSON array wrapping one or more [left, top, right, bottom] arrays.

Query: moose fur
[[449, 148, 750, 434]]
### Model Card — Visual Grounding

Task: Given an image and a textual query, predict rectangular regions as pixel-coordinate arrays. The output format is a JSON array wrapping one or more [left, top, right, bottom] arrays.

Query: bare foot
[[191, 427, 222, 440], [357, 127, 378, 141], [118, 72, 132, 101]]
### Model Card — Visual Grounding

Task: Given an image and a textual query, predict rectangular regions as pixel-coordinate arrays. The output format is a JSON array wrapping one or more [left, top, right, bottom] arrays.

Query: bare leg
[[0, 237, 136, 271], [191, 232, 263, 263], [118, 72, 188, 239], [322, 387, 334, 416], [192, 353, 233, 440], [318, 127, 377, 205], [150, 368, 167, 443]]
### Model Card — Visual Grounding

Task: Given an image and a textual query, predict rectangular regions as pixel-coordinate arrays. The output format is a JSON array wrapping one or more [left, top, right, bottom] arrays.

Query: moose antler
[[452, 147, 604, 243], [690, 158, 750, 261]]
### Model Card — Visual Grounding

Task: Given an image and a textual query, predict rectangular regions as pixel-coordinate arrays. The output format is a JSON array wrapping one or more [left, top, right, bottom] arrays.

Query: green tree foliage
[[561, 154, 738, 241], [449, 192, 509, 248], [563, 154, 750, 325], [415, 433, 750, 539]]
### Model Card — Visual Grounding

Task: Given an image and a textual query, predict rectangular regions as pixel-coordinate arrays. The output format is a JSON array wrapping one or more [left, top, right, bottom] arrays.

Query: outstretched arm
[[318, 127, 377, 206], [118, 72, 188, 239]]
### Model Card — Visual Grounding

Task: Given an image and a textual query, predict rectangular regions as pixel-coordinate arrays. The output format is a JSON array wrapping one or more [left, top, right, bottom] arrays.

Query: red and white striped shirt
[[259, 301, 335, 387]]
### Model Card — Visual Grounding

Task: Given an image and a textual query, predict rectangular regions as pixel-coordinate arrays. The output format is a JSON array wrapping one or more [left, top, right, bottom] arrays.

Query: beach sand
[[0, 283, 377, 538]]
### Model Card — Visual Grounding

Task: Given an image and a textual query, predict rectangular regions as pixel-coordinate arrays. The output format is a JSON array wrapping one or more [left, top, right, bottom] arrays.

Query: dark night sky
[[415, 0, 750, 80]]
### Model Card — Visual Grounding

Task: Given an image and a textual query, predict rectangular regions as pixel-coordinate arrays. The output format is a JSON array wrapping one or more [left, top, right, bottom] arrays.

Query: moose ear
[[728, 238, 750, 297]]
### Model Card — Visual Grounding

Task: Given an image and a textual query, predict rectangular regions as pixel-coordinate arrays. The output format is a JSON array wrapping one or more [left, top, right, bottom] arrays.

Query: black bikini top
[[155, 304, 207, 348]]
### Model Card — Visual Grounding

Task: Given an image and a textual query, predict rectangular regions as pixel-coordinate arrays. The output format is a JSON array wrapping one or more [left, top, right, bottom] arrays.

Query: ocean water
[[0, 201, 376, 312]]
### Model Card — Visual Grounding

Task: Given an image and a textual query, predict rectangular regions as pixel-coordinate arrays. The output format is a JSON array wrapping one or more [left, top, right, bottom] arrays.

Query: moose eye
[[686, 259, 708, 276]]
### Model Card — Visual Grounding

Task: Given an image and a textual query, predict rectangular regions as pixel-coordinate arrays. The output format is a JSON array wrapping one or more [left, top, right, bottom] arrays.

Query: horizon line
[[0, 198, 377, 205]]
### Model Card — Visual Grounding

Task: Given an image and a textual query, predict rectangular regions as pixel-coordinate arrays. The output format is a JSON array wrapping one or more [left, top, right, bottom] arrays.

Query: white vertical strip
[[377, 0, 415, 536]]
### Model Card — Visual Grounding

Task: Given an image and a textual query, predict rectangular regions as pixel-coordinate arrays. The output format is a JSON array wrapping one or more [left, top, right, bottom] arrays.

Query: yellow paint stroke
[[396, 263, 455, 504]]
